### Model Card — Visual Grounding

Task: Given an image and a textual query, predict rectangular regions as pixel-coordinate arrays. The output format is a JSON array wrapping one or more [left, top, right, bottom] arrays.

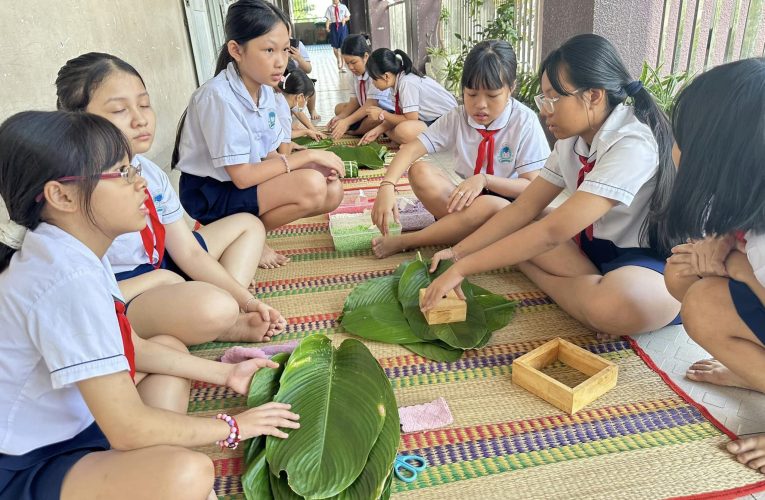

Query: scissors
[[393, 454, 427, 483]]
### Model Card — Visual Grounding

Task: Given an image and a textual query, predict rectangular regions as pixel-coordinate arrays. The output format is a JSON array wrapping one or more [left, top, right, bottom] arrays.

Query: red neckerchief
[[394, 92, 402, 115], [474, 129, 499, 175], [334, 5, 340, 29], [574, 154, 597, 247], [114, 299, 136, 381], [139, 188, 165, 268], [359, 79, 366, 105], [734, 230, 748, 245]]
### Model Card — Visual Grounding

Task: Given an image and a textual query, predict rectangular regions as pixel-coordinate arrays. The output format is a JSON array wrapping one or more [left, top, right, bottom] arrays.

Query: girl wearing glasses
[[422, 34, 681, 338], [359, 47, 458, 146], [662, 58, 765, 470], [56, 52, 286, 345], [369, 40, 550, 258], [0, 111, 300, 500]]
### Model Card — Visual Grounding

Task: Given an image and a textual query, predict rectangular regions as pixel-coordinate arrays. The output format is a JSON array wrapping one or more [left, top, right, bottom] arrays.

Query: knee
[[407, 162, 433, 190], [151, 269, 186, 287], [324, 179, 344, 211], [297, 170, 329, 210], [148, 335, 190, 355], [188, 283, 239, 333], [235, 212, 265, 237], [462, 196, 509, 225], [664, 262, 691, 301], [334, 103, 344, 115], [162, 447, 215, 498], [681, 278, 727, 342], [581, 290, 646, 335]]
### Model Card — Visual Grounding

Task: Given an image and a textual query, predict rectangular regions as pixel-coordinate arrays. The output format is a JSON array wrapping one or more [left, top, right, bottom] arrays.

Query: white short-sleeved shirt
[[325, 3, 350, 22], [745, 232, 765, 288], [394, 72, 458, 122], [176, 62, 287, 182], [106, 155, 184, 274], [349, 72, 394, 111], [419, 100, 549, 180], [0, 223, 130, 455], [539, 104, 659, 248], [274, 93, 294, 145]]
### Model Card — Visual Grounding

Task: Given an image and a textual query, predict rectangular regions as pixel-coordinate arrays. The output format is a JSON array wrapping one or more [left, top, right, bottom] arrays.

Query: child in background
[[359, 48, 458, 146], [0, 111, 299, 500], [370, 40, 549, 257], [662, 58, 765, 472], [56, 52, 285, 345], [276, 69, 325, 143], [286, 23, 320, 121], [174, 0, 344, 235], [327, 34, 395, 140], [421, 34, 681, 337], [325, 0, 350, 72]]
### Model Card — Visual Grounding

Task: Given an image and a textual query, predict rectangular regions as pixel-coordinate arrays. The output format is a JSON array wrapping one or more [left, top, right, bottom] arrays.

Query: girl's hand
[[372, 185, 399, 235], [365, 106, 384, 122], [420, 266, 466, 312], [330, 119, 350, 140], [302, 150, 345, 178], [306, 129, 327, 141], [668, 235, 734, 277], [327, 116, 340, 131], [359, 127, 382, 146], [236, 402, 300, 440], [428, 247, 457, 272], [447, 174, 487, 213], [287, 46, 303, 62], [225, 357, 279, 395]]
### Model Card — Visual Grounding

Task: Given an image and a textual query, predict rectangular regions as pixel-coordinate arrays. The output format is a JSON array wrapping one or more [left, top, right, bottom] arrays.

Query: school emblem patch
[[153, 194, 164, 214], [268, 111, 276, 129], [499, 144, 513, 163]]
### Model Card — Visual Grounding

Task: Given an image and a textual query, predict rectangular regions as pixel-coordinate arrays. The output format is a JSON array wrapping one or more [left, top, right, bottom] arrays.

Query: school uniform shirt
[[274, 93, 294, 145], [744, 232, 765, 288], [0, 223, 129, 455], [539, 103, 658, 249], [419, 100, 549, 180], [324, 3, 350, 24], [394, 72, 458, 122], [106, 155, 184, 274], [176, 62, 288, 182], [349, 72, 394, 112]]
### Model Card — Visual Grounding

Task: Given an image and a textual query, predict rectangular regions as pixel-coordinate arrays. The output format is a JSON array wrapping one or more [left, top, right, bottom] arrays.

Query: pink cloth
[[219, 341, 299, 363], [398, 397, 453, 433]]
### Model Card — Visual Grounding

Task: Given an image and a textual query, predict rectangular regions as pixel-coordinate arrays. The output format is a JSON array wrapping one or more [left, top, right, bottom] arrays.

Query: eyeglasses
[[534, 89, 583, 114], [34, 164, 142, 203]]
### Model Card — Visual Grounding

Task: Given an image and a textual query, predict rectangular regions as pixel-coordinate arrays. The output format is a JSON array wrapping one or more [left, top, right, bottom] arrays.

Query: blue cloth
[[180, 172, 260, 226], [328, 23, 348, 49], [729, 279, 765, 344], [115, 231, 208, 282], [579, 234, 681, 326], [0, 422, 110, 500]]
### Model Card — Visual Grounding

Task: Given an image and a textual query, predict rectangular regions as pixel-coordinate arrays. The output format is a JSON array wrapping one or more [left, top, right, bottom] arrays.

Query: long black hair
[[665, 57, 765, 240], [278, 69, 315, 98], [461, 40, 517, 91], [540, 34, 676, 257], [0, 111, 131, 272], [341, 34, 372, 57], [172, 0, 289, 168], [366, 48, 423, 80], [56, 52, 145, 111]]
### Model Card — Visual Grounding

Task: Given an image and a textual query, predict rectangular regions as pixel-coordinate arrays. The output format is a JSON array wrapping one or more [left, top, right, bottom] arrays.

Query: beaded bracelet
[[278, 154, 291, 173], [215, 413, 241, 450]]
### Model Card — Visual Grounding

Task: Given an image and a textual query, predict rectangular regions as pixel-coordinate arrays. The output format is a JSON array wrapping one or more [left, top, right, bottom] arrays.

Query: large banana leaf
[[247, 352, 290, 408], [341, 304, 422, 344], [266, 336, 389, 499], [271, 471, 304, 500], [293, 137, 334, 149], [342, 275, 399, 312], [242, 447, 273, 500], [326, 144, 387, 169], [379, 471, 393, 500]]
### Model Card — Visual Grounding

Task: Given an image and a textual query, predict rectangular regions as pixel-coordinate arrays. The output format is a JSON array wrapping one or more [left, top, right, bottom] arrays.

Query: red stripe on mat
[[628, 337, 765, 499]]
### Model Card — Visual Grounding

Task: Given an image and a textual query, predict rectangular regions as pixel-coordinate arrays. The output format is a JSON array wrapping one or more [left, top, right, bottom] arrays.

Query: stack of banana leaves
[[292, 137, 388, 169]]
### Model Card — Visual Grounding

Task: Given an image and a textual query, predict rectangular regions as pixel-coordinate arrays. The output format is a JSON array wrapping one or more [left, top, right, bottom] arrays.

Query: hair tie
[[625, 80, 643, 97], [0, 219, 27, 250], [395, 53, 403, 63], [283, 72, 291, 86]]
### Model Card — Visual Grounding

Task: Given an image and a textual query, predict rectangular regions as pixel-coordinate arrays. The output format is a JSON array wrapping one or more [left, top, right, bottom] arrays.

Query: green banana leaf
[[342, 275, 400, 312], [293, 137, 334, 149], [379, 472, 393, 500], [326, 145, 387, 169], [271, 471, 304, 500], [404, 340, 464, 362], [243, 352, 291, 464], [242, 447, 274, 500], [266, 336, 389, 499]]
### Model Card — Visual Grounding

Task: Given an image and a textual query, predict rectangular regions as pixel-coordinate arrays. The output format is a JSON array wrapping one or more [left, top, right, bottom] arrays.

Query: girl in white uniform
[[278, 69, 326, 142], [359, 48, 458, 146], [370, 40, 550, 257], [0, 111, 299, 500], [173, 0, 345, 233], [421, 34, 681, 337], [662, 58, 765, 470], [327, 34, 395, 139], [56, 52, 286, 345]]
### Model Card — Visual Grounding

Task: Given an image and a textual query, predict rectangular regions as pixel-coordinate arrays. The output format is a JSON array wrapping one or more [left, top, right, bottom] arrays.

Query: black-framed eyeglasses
[[34, 164, 142, 203]]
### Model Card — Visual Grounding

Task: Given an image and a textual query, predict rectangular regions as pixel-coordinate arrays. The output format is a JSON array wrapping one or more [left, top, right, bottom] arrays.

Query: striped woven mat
[[189, 166, 765, 499]]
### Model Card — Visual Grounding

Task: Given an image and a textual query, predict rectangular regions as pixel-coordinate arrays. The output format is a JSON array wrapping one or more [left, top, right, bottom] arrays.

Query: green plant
[[638, 62, 694, 114], [514, 71, 541, 110]]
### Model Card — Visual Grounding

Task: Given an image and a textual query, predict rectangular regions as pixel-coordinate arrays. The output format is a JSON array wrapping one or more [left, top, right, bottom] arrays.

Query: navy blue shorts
[[0, 422, 110, 500], [328, 24, 348, 49], [729, 279, 765, 344], [115, 231, 208, 282], [580, 234, 681, 326], [180, 173, 259, 225]]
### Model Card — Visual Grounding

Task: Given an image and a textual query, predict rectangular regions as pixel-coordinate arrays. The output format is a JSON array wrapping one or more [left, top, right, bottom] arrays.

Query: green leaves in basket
[[266, 335, 395, 499], [293, 136, 334, 148], [326, 142, 388, 169], [242, 447, 272, 500]]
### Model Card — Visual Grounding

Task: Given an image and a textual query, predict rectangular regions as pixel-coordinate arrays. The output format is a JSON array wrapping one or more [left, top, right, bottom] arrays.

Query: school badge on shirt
[[268, 111, 276, 129], [153, 194, 165, 214], [498, 144, 514, 163]]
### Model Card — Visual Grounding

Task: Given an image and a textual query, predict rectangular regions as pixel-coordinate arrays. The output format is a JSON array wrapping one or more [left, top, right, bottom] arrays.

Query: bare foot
[[372, 235, 407, 258], [218, 312, 276, 343], [259, 244, 290, 269], [686, 358, 755, 390], [310, 111, 321, 121], [727, 435, 765, 472]]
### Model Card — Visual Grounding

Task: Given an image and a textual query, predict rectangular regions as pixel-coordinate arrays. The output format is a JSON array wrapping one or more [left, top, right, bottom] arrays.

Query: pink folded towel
[[219, 341, 299, 363], [398, 397, 454, 433]]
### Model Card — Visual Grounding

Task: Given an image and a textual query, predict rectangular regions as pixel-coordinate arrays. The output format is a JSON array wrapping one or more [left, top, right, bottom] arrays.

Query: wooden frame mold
[[511, 338, 618, 414], [418, 289, 467, 325]]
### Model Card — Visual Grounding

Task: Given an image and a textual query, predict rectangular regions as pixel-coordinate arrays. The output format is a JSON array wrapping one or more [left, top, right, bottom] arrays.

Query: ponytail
[[279, 69, 315, 98], [341, 33, 372, 57], [366, 48, 423, 80], [214, 43, 235, 76]]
